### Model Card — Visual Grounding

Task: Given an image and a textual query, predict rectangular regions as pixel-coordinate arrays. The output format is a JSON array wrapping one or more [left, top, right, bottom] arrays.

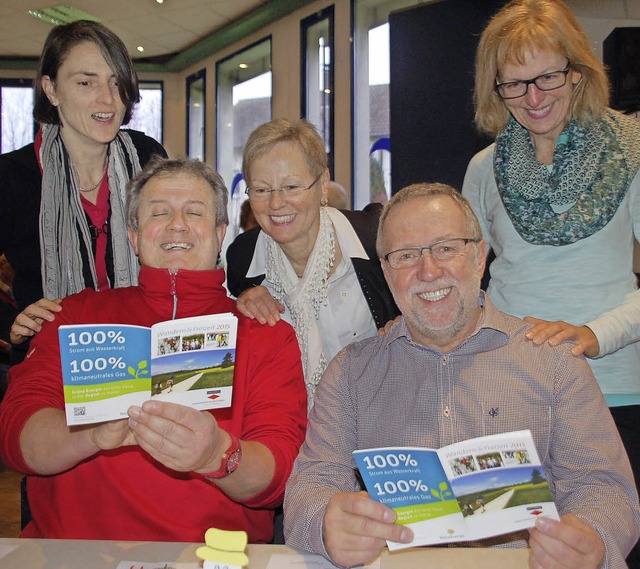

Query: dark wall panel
[[389, 0, 504, 193]]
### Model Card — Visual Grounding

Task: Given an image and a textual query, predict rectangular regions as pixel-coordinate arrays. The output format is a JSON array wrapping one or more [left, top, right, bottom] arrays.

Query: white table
[[0, 538, 529, 568]]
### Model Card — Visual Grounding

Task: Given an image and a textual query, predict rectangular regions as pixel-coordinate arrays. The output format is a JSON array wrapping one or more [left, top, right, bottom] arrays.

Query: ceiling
[[0, 0, 313, 71]]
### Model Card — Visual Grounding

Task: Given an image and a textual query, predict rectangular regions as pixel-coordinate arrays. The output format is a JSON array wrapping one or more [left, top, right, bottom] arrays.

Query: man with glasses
[[284, 183, 639, 569]]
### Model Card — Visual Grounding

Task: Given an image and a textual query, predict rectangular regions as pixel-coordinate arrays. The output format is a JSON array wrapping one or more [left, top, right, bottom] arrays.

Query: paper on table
[[116, 562, 199, 569], [265, 552, 381, 569]]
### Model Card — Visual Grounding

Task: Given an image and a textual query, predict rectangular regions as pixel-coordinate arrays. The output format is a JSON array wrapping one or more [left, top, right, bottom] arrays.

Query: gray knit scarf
[[39, 124, 140, 299]]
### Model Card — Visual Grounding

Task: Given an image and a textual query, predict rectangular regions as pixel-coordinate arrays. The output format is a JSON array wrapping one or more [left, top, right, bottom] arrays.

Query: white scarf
[[264, 208, 336, 409], [39, 125, 140, 299]]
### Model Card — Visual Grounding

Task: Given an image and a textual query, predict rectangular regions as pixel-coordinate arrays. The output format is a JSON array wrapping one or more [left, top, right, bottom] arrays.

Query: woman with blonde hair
[[226, 118, 397, 408], [463, 2, 640, 564]]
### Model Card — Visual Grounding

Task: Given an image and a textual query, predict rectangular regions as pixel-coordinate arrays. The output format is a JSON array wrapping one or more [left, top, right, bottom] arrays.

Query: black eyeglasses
[[246, 173, 322, 201], [383, 238, 480, 269], [495, 63, 571, 100]]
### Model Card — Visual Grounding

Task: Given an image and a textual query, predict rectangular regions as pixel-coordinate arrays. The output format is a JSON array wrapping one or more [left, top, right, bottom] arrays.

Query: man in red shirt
[[0, 157, 307, 543]]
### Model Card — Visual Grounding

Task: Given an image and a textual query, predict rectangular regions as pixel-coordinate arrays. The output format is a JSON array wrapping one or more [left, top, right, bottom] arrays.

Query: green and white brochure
[[353, 430, 559, 550], [59, 313, 237, 426]]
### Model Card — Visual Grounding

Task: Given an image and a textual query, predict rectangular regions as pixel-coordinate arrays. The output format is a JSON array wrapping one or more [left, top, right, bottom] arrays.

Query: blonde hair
[[242, 117, 328, 184], [474, 0, 609, 136]]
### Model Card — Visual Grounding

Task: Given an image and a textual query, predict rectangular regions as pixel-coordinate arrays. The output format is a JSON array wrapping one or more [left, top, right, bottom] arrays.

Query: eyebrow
[[70, 71, 117, 80], [146, 199, 207, 206]]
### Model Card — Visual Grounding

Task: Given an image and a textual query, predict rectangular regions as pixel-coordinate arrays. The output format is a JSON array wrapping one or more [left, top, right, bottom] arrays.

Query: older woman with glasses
[[226, 118, 398, 408], [462, 1, 640, 563]]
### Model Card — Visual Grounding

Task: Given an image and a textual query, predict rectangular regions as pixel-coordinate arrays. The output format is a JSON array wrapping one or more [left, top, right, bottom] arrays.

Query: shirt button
[[443, 406, 451, 417], [342, 292, 347, 297]]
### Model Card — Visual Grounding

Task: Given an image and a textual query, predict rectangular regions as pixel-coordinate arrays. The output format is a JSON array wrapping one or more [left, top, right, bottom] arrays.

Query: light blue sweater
[[463, 143, 640, 406]]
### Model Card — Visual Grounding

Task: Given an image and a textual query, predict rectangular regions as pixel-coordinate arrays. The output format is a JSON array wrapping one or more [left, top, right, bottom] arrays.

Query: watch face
[[226, 449, 242, 473]]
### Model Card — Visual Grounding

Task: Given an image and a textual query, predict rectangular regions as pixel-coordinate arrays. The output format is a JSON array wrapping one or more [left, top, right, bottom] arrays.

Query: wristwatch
[[202, 433, 242, 479]]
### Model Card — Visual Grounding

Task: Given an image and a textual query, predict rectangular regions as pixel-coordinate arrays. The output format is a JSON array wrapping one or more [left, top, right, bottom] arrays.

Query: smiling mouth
[[270, 214, 296, 224], [92, 112, 115, 122], [417, 287, 452, 302], [161, 243, 193, 251], [526, 104, 553, 118]]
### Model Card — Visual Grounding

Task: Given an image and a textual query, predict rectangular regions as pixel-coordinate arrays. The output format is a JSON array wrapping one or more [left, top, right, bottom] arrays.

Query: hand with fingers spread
[[127, 400, 226, 474], [236, 286, 285, 326], [524, 317, 600, 358], [528, 515, 605, 569], [323, 491, 413, 568], [10, 297, 62, 345]]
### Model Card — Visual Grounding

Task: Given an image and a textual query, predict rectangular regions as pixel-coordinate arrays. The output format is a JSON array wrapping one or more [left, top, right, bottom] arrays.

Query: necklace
[[77, 159, 108, 193]]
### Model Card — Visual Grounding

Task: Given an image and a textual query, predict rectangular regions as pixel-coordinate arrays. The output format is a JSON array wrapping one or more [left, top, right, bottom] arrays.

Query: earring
[[321, 195, 328, 207]]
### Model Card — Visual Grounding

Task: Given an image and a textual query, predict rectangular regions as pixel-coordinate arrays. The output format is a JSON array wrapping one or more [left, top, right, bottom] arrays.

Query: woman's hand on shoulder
[[523, 316, 600, 358], [377, 315, 401, 336], [236, 286, 285, 326], [10, 298, 63, 345]]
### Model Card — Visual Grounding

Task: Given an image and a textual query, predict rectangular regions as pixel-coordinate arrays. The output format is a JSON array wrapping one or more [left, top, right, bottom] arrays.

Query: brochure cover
[[59, 313, 238, 426], [353, 430, 559, 550]]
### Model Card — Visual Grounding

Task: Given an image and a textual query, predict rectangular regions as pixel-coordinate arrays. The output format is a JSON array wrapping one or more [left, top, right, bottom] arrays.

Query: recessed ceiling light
[[27, 4, 100, 26], [156, 0, 163, 3], [137, 46, 144, 52], [238, 63, 249, 69]]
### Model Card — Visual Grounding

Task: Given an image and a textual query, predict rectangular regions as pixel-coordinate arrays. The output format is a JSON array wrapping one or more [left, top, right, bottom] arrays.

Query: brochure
[[59, 313, 238, 426], [353, 430, 559, 550]]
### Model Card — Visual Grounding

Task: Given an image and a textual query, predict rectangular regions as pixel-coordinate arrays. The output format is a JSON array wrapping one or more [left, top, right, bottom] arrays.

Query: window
[[216, 38, 272, 255], [128, 81, 163, 143], [353, 0, 417, 208], [186, 69, 206, 160], [302, 6, 334, 177], [0, 79, 35, 154]]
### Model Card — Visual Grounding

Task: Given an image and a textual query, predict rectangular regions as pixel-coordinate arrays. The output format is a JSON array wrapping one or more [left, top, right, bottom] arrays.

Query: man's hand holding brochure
[[353, 430, 559, 550]]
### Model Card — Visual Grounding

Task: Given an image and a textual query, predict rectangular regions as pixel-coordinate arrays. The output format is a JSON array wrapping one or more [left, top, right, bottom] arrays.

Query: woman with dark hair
[[463, 1, 640, 564], [1, 20, 166, 351]]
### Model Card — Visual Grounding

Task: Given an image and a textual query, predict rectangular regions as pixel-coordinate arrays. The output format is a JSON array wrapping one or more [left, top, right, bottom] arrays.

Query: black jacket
[[225, 203, 399, 329]]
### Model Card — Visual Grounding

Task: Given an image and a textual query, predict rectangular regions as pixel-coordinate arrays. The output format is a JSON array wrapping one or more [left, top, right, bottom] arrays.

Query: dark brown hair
[[34, 20, 140, 125]]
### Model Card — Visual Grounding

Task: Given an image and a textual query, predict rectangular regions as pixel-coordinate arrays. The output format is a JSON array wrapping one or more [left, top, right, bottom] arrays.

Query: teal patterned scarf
[[494, 109, 640, 245]]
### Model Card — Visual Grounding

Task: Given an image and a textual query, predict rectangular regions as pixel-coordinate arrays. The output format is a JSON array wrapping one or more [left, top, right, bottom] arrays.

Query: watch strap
[[201, 433, 242, 479]]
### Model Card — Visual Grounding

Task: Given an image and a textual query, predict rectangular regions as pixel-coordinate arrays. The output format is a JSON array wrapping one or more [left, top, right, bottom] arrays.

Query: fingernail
[[141, 400, 159, 412], [382, 508, 396, 523], [128, 406, 141, 419], [400, 527, 413, 543], [536, 517, 550, 531]]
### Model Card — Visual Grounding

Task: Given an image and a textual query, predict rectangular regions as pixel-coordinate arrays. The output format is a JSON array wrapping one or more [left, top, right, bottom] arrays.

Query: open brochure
[[353, 430, 559, 550], [58, 313, 238, 426]]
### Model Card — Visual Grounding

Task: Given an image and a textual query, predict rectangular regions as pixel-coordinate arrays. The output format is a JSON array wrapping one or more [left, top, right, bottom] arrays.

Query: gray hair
[[126, 156, 229, 231], [376, 183, 482, 257]]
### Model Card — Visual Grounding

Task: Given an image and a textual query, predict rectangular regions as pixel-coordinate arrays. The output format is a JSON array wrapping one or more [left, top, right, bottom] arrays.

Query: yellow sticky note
[[204, 528, 248, 552]]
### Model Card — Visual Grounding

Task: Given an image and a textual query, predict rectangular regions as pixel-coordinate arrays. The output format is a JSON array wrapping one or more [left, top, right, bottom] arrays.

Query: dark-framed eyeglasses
[[246, 173, 323, 201], [383, 238, 480, 269], [495, 63, 571, 100]]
